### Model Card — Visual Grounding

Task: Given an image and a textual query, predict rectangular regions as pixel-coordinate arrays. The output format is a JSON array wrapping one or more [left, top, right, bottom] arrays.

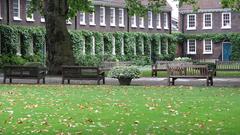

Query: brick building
[[179, 0, 240, 62], [0, 0, 172, 34]]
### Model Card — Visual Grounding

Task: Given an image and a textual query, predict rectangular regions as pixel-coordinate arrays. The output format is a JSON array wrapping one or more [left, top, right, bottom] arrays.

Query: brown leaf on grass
[[24, 104, 38, 109]]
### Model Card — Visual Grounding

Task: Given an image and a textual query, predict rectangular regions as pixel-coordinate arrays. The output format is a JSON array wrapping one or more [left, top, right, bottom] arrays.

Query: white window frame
[[203, 13, 212, 29], [203, 39, 213, 54], [26, 0, 34, 22], [156, 13, 161, 29], [139, 17, 144, 28], [164, 13, 169, 29], [41, 16, 45, 22], [110, 8, 116, 26], [66, 19, 72, 25], [79, 12, 86, 25], [89, 12, 96, 26], [118, 8, 125, 27], [100, 7, 106, 26], [0, 1, 2, 19], [148, 11, 153, 28], [131, 14, 137, 28], [221, 12, 231, 29], [187, 39, 197, 54], [13, 0, 21, 20], [187, 14, 196, 30]]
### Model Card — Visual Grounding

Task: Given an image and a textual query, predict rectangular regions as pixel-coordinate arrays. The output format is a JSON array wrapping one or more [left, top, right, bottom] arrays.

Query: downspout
[[169, 12, 171, 34], [181, 14, 185, 57], [75, 16, 77, 30], [6, 0, 10, 25], [127, 8, 129, 32]]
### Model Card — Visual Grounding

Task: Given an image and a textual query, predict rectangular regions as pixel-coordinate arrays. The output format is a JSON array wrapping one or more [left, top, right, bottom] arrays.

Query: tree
[[30, 0, 238, 74], [30, 0, 169, 74]]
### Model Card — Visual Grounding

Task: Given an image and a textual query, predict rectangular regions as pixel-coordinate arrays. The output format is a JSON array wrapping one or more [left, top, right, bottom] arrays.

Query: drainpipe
[[181, 14, 185, 57], [6, 0, 10, 25], [127, 8, 129, 32], [169, 12, 172, 34], [75, 16, 77, 30]]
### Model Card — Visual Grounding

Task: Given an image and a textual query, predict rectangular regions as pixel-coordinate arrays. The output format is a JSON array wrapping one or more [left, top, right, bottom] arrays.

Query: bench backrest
[[62, 66, 101, 78], [216, 61, 240, 71], [167, 65, 209, 77], [100, 61, 132, 71], [3, 65, 46, 77], [153, 61, 193, 70]]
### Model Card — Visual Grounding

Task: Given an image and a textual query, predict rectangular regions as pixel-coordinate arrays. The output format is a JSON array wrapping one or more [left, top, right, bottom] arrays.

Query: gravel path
[[0, 75, 240, 87]]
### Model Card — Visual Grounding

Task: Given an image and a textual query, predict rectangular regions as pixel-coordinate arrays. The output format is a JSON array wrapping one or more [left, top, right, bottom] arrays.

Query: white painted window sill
[[157, 27, 162, 30], [13, 17, 22, 21], [186, 28, 196, 31], [139, 26, 145, 29], [0, 17, 2, 20], [148, 26, 154, 29], [26, 18, 35, 22], [100, 23, 106, 26], [119, 24, 125, 28], [89, 23, 96, 26], [221, 27, 231, 29], [203, 52, 213, 54], [131, 25, 137, 28], [80, 22, 86, 25], [110, 24, 116, 27], [202, 27, 212, 30], [187, 53, 196, 55]]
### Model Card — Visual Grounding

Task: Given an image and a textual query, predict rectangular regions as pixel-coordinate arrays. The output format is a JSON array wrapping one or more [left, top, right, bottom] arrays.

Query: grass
[[0, 85, 240, 134]]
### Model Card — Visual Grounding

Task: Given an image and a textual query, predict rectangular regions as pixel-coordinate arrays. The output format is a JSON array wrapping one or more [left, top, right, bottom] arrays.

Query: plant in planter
[[108, 66, 141, 85]]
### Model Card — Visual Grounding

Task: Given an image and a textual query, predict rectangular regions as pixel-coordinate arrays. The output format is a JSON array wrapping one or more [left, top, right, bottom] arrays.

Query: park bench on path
[[100, 61, 132, 71], [3, 65, 47, 84], [216, 61, 240, 76], [62, 66, 105, 85], [152, 61, 192, 77], [167, 64, 214, 86]]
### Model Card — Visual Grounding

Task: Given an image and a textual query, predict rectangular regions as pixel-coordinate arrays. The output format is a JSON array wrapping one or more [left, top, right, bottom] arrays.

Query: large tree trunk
[[44, 0, 74, 74]]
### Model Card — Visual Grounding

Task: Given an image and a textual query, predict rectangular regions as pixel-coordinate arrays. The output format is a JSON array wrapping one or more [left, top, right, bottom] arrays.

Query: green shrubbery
[[108, 66, 141, 79], [0, 25, 177, 67]]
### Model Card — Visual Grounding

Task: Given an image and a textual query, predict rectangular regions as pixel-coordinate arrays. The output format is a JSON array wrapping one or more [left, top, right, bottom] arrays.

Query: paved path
[[0, 75, 240, 87]]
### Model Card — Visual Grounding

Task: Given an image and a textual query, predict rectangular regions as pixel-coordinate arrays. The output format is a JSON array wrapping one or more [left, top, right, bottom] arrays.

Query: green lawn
[[0, 85, 240, 134]]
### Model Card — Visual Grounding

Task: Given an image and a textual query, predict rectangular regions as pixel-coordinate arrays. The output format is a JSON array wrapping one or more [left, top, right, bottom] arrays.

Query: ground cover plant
[[0, 85, 240, 134]]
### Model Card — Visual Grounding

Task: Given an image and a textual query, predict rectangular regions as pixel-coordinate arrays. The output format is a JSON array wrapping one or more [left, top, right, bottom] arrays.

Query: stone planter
[[118, 78, 132, 85]]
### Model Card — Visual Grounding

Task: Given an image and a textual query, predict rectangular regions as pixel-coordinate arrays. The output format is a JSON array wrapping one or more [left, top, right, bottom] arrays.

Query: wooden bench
[[216, 61, 240, 75], [167, 64, 213, 86], [3, 65, 47, 84], [62, 66, 105, 85], [100, 61, 132, 71], [152, 61, 192, 77]]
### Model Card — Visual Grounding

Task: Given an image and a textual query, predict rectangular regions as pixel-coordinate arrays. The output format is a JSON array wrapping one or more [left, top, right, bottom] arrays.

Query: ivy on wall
[[0, 25, 178, 66]]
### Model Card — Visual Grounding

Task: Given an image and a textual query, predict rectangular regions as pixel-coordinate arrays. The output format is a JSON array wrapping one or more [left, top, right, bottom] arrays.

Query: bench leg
[[43, 78, 46, 84], [103, 77, 105, 84], [206, 78, 209, 86], [10, 78, 12, 84], [3, 78, 6, 84], [168, 77, 171, 86], [172, 78, 176, 86], [97, 80, 100, 85], [62, 79, 65, 84], [68, 79, 70, 84]]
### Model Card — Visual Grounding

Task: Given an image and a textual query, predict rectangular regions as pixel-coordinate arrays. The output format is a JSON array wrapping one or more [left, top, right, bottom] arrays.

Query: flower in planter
[[108, 66, 141, 85]]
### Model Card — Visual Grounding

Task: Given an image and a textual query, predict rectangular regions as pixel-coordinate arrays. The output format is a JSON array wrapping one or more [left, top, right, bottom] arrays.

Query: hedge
[[0, 25, 177, 66]]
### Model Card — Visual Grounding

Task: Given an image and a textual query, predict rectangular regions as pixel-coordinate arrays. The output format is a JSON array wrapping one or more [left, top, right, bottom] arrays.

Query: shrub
[[174, 57, 192, 62], [108, 66, 141, 79]]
